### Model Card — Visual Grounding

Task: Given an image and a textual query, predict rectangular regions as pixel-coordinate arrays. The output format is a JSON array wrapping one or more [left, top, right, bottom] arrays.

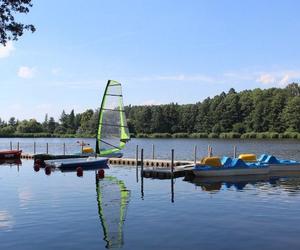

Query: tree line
[[126, 83, 300, 136], [0, 83, 299, 138], [0, 109, 100, 137]]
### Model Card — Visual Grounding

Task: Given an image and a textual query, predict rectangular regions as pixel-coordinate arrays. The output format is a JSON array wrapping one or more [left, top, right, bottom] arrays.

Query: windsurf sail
[[96, 176, 130, 249], [96, 80, 130, 156]]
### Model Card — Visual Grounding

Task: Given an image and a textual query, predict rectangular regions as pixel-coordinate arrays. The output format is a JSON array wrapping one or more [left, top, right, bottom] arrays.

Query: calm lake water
[[1, 138, 300, 250]]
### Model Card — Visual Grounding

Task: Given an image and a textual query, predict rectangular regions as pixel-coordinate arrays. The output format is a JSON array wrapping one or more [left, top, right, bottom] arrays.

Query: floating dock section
[[21, 153, 34, 159], [142, 164, 195, 179], [108, 157, 192, 167]]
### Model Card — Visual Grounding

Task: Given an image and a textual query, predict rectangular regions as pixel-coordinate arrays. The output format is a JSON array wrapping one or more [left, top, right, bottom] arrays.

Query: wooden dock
[[108, 157, 192, 167], [142, 164, 195, 179], [21, 153, 34, 159], [20, 153, 196, 179]]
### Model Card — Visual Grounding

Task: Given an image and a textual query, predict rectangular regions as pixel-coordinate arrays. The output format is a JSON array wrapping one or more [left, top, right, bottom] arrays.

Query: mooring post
[[33, 142, 36, 154], [140, 148, 144, 198], [140, 148, 144, 178], [46, 143, 49, 154], [171, 174, 174, 203], [152, 144, 155, 160], [171, 149, 174, 177], [10, 141, 12, 150], [194, 145, 197, 165], [208, 146, 213, 157], [233, 145, 237, 158], [136, 145, 139, 182], [207, 145, 210, 157], [63, 143, 66, 155], [136, 145, 139, 166], [17, 142, 19, 151]]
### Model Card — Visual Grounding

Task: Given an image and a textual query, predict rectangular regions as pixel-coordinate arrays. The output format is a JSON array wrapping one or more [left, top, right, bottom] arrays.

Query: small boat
[[45, 157, 109, 170], [34, 80, 130, 167], [0, 150, 22, 159], [34, 151, 123, 164], [239, 154, 300, 172], [34, 153, 93, 165], [193, 156, 269, 177]]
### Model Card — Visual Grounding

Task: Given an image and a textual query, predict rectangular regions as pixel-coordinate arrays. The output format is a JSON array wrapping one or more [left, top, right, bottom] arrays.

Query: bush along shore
[[0, 133, 95, 138], [0, 132, 299, 139], [133, 132, 300, 139]]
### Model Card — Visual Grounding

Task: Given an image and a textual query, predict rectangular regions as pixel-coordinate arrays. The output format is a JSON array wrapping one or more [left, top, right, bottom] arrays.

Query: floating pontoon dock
[[21, 152, 195, 179]]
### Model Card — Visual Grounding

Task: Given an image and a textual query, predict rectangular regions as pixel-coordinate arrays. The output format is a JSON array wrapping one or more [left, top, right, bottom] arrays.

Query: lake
[[0, 138, 300, 250]]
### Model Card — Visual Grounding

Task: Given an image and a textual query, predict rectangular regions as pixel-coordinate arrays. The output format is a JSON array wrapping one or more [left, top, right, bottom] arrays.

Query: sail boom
[[102, 108, 125, 112], [99, 123, 129, 128]]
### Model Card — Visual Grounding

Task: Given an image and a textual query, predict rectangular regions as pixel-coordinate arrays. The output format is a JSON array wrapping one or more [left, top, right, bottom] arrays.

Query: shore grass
[[134, 132, 300, 139], [0, 133, 95, 138], [0, 132, 299, 139]]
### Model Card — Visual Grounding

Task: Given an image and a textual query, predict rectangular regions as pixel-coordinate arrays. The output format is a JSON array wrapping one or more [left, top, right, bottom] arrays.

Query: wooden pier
[[21, 153, 34, 159], [142, 164, 195, 179], [20, 153, 196, 179], [108, 157, 192, 167]]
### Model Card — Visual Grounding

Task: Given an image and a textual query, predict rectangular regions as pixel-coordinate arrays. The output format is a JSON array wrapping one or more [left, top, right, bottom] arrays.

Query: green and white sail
[[96, 176, 130, 249], [96, 80, 130, 156]]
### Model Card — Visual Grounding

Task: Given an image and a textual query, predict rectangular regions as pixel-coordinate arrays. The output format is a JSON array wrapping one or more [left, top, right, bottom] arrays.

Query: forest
[[0, 83, 299, 139]]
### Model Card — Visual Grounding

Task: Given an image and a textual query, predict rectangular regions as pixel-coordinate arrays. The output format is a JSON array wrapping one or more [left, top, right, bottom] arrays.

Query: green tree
[[67, 109, 76, 134], [79, 109, 94, 134], [8, 117, 16, 127], [17, 119, 43, 133], [134, 106, 152, 133], [283, 96, 300, 132], [42, 114, 48, 132], [0, 0, 36, 45], [48, 117, 57, 133], [0, 125, 15, 135]]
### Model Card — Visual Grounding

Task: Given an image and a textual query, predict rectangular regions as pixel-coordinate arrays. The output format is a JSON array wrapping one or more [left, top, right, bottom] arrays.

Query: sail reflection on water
[[96, 175, 130, 249]]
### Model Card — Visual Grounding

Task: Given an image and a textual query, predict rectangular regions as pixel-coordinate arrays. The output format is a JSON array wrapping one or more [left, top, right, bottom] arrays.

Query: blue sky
[[1, 0, 300, 121]]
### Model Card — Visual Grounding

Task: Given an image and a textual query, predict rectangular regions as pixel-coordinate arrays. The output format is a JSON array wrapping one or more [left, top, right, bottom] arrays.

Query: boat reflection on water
[[32, 161, 109, 177], [185, 173, 300, 193], [96, 174, 130, 249], [185, 175, 271, 192], [0, 159, 22, 166], [0, 159, 22, 172]]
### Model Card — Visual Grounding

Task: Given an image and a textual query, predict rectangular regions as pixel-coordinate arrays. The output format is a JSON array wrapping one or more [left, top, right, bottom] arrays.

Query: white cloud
[[256, 70, 300, 86], [0, 41, 15, 58], [133, 74, 214, 83], [279, 75, 290, 86], [156, 74, 214, 82], [18, 66, 36, 79], [256, 74, 275, 84], [51, 68, 62, 75], [140, 100, 162, 106]]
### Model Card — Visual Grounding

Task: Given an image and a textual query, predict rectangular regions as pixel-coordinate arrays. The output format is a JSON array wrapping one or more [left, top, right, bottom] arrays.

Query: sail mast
[[96, 80, 111, 155]]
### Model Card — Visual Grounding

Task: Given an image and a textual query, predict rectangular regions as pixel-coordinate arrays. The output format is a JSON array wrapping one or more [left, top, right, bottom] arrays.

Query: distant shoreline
[[0, 132, 299, 139]]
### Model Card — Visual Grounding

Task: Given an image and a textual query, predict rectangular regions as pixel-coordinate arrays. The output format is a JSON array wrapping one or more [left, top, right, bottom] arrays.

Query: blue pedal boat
[[258, 154, 300, 172], [193, 157, 269, 177]]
